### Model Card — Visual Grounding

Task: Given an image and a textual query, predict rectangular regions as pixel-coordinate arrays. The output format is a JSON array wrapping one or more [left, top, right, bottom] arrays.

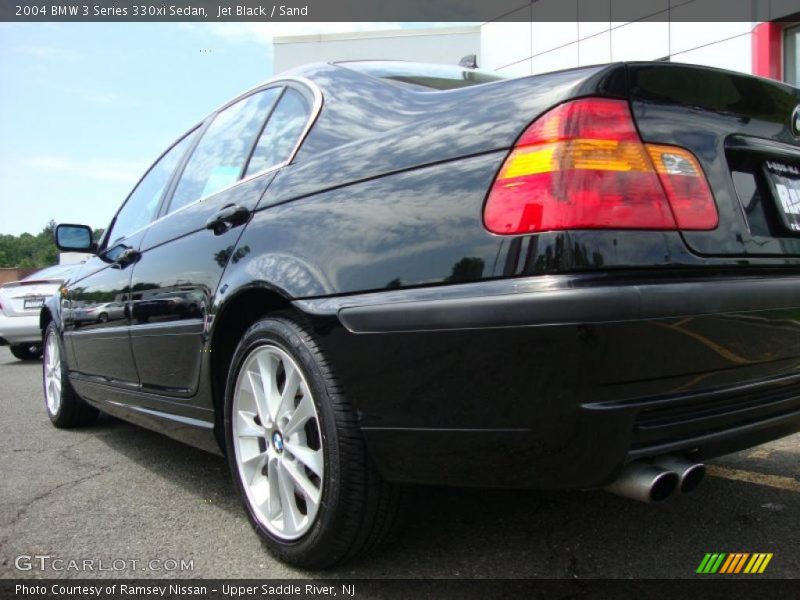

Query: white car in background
[[0, 264, 77, 360]]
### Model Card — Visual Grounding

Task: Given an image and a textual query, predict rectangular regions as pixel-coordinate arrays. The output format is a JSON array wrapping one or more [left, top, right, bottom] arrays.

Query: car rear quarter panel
[[220, 63, 628, 299]]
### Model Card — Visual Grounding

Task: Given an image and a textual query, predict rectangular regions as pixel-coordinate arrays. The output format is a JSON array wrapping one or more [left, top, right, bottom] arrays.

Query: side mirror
[[54, 224, 96, 253]]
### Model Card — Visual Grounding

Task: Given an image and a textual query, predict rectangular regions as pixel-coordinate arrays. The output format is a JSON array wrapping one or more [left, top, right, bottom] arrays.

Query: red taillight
[[483, 97, 718, 235]]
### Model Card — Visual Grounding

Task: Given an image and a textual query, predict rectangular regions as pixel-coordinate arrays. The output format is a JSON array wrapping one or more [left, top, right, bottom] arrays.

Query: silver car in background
[[0, 264, 77, 360]]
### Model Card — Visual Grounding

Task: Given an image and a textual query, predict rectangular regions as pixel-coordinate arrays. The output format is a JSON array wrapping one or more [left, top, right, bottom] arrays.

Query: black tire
[[42, 323, 98, 428], [224, 312, 405, 568], [97, 312, 108, 323], [10, 343, 42, 360]]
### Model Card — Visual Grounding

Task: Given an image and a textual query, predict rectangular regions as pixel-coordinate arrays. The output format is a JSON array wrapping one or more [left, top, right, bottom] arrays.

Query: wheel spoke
[[256, 353, 281, 423], [277, 461, 301, 535], [241, 451, 268, 485], [236, 410, 265, 438], [276, 362, 300, 421], [267, 456, 281, 519], [245, 371, 270, 428], [282, 456, 321, 504], [284, 393, 315, 436], [284, 441, 323, 478]]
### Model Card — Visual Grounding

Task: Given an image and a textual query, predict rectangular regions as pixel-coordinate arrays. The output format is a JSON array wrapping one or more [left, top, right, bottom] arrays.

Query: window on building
[[786, 24, 800, 86]]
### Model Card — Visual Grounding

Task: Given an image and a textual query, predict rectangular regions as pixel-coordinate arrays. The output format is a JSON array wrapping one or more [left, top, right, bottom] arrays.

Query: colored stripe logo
[[696, 553, 773, 574]]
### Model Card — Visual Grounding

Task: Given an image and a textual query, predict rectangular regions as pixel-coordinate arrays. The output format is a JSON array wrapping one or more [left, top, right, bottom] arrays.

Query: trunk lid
[[628, 62, 800, 257], [0, 280, 61, 317]]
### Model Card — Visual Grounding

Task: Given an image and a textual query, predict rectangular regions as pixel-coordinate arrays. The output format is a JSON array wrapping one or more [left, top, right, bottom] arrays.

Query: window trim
[[158, 76, 322, 219]]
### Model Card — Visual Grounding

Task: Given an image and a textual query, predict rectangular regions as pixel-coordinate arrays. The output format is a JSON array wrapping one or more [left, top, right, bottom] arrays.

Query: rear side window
[[168, 88, 281, 212], [107, 129, 197, 244], [245, 88, 311, 176]]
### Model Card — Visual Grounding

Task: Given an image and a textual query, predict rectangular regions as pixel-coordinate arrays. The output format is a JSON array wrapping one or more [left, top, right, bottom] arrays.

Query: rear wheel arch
[[209, 285, 298, 451]]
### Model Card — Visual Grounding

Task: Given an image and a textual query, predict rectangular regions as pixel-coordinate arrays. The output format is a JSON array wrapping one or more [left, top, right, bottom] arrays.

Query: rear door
[[65, 130, 197, 385], [128, 83, 315, 398], [628, 63, 800, 257]]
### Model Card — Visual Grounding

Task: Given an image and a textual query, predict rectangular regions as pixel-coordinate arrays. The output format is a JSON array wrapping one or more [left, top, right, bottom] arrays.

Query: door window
[[245, 88, 311, 176], [168, 88, 282, 213], [106, 129, 197, 245]]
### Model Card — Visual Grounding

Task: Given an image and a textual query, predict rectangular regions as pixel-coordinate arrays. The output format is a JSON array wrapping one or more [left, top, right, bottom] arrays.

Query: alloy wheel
[[44, 332, 62, 415], [232, 344, 324, 540]]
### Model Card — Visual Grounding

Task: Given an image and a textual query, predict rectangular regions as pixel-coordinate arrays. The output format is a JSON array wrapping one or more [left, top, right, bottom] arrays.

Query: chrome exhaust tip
[[605, 462, 679, 503], [654, 456, 706, 494]]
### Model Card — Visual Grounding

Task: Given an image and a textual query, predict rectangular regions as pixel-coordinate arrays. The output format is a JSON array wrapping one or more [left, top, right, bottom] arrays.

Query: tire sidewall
[[224, 316, 346, 564]]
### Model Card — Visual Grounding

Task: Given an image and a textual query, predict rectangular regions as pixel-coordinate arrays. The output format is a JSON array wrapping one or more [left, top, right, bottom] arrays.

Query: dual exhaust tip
[[605, 456, 705, 503]]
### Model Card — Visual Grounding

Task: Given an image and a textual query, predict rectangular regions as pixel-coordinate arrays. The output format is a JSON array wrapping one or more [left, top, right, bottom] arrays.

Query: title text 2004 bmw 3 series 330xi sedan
[[42, 61, 800, 567]]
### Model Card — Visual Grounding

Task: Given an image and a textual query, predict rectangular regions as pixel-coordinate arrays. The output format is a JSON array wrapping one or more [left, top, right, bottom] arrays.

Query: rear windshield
[[339, 61, 506, 91]]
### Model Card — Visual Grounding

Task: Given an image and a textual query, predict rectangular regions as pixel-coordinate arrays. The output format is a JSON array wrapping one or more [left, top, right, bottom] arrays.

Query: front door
[[64, 128, 199, 387], [65, 239, 141, 385]]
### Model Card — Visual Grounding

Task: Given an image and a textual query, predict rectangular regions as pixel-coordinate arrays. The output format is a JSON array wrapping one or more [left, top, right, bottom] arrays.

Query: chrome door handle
[[206, 204, 250, 235], [111, 248, 140, 269]]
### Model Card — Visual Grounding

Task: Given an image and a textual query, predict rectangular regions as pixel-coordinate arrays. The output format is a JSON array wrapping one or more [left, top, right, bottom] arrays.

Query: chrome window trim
[[107, 75, 323, 243]]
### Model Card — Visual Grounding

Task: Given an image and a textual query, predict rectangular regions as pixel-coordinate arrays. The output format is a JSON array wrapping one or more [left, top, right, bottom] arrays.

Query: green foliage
[[0, 221, 104, 269], [0, 220, 59, 268]]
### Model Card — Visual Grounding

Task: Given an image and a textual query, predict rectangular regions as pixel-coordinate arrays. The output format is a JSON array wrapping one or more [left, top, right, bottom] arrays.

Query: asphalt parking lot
[[0, 346, 798, 580]]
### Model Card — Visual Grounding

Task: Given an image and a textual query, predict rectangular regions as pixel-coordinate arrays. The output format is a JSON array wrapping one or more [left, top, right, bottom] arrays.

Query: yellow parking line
[[706, 465, 800, 493], [745, 448, 773, 460]]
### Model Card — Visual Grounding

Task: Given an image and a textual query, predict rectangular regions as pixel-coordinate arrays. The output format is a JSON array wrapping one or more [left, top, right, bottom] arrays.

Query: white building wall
[[481, 14, 755, 77], [274, 27, 481, 74]]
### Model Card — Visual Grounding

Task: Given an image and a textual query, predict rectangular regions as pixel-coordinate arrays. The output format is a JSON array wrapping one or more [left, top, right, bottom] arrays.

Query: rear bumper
[[296, 271, 800, 489], [0, 314, 41, 345]]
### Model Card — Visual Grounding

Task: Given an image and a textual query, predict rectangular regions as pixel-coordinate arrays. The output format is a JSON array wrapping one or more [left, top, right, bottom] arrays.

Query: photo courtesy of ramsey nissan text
[[1, 0, 799, 597]]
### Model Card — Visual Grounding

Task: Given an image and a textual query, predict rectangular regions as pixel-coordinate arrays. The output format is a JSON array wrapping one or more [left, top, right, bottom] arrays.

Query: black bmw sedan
[[42, 60, 800, 567]]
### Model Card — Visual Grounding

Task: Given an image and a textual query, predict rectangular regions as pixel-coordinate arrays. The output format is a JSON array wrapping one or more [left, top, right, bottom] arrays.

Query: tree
[[0, 221, 60, 269]]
